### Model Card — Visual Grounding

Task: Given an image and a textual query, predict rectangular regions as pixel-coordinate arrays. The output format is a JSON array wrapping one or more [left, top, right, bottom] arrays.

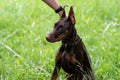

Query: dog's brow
[[54, 18, 67, 28], [59, 19, 67, 24], [55, 22, 59, 26]]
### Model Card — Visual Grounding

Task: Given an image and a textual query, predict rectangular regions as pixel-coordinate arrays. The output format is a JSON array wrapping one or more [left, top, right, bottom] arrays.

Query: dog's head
[[46, 6, 76, 43]]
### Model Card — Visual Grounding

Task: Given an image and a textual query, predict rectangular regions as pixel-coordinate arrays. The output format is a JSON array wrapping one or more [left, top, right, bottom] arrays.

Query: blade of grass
[[0, 40, 20, 58], [0, 40, 51, 77]]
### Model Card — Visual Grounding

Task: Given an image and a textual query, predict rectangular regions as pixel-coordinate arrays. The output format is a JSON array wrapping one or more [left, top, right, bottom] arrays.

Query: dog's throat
[[62, 35, 82, 46]]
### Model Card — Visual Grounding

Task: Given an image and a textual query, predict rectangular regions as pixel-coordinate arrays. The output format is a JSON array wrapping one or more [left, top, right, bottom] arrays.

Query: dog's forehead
[[56, 18, 67, 25]]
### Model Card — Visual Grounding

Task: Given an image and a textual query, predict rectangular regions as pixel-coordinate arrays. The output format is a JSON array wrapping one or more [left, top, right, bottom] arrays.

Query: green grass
[[0, 0, 120, 80]]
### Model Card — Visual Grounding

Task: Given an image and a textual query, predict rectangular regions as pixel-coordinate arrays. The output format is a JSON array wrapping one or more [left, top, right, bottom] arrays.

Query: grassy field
[[0, 0, 120, 80]]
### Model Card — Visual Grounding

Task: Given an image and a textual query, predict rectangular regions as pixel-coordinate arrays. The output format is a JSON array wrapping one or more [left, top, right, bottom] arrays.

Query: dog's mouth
[[46, 34, 66, 43]]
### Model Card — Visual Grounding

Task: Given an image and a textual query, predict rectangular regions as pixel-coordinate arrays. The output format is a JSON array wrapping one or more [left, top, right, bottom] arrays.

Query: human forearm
[[42, 0, 63, 17], [42, 0, 60, 10]]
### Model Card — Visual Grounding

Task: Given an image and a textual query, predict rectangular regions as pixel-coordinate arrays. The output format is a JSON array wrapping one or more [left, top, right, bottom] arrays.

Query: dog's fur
[[46, 6, 95, 80]]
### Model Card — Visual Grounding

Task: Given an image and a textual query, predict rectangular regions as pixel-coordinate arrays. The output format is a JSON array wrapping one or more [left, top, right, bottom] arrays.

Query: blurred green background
[[0, 0, 120, 80]]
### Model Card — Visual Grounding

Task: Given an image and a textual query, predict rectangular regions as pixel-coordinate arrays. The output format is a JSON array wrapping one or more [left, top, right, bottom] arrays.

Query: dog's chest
[[60, 51, 76, 73]]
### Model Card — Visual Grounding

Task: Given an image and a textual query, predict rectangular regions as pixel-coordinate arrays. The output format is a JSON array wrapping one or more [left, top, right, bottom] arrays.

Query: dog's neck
[[62, 26, 82, 46]]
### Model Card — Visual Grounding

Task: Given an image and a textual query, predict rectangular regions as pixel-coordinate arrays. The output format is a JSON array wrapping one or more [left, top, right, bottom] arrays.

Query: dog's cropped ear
[[61, 9, 66, 18], [68, 6, 75, 25]]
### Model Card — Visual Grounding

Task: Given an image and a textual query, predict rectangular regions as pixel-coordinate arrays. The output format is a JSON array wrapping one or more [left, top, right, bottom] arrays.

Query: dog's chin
[[46, 38, 62, 43]]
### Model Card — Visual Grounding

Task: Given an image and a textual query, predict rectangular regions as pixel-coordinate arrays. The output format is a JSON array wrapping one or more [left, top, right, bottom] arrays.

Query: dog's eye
[[58, 25, 66, 35], [58, 26, 62, 31], [58, 25, 64, 30], [59, 25, 63, 28]]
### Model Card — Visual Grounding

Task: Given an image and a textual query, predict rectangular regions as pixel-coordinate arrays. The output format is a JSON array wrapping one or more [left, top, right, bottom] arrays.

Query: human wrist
[[55, 6, 64, 17]]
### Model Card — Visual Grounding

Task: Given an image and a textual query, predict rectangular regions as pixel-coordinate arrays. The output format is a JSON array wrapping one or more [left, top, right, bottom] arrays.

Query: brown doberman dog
[[46, 6, 95, 80]]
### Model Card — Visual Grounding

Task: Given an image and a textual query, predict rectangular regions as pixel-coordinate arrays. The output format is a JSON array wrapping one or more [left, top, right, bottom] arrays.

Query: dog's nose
[[46, 35, 54, 43], [46, 35, 50, 41]]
